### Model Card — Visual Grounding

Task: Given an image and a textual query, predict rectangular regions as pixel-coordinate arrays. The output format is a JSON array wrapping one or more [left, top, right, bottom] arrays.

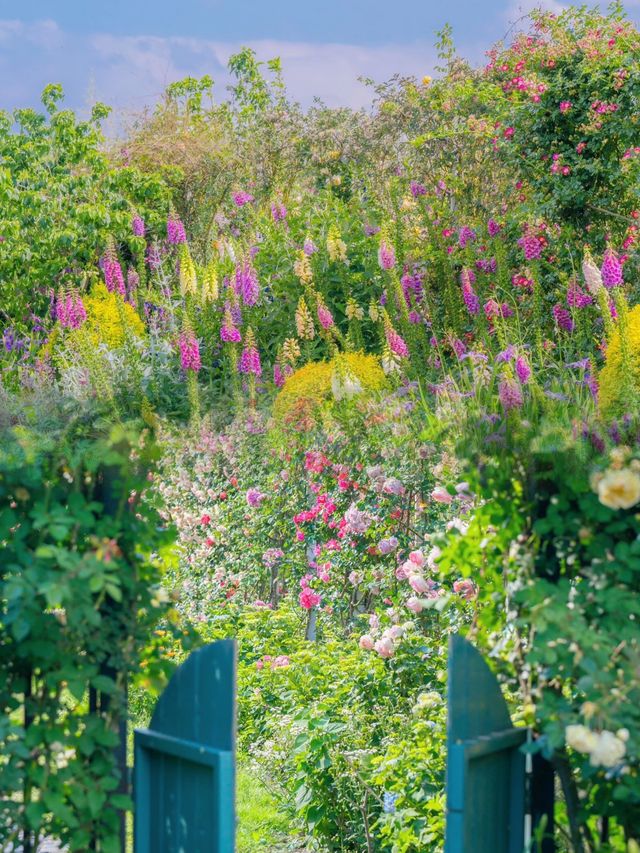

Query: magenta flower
[[167, 217, 187, 245], [103, 253, 126, 296], [458, 226, 476, 248], [317, 303, 335, 329], [601, 247, 623, 289], [487, 218, 501, 237], [460, 267, 479, 315], [220, 313, 242, 343], [271, 202, 287, 222], [410, 181, 427, 197], [179, 331, 201, 372], [517, 232, 543, 261], [567, 281, 593, 308], [386, 327, 409, 358], [499, 377, 524, 411], [273, 363, 285, 387], [238, 341, 262, 376], [515, 355, 531, 384], [132, 214, 145, 237], [378, 239, 396, 270], [553, 304, 574, 332], [303, 237, 318, 256], [299, 587, 321, 610], [57, 293, 87, 330], [232, 190, 254, 207], [234, 260, 260, 307], [246, 488, 265, 507], [559, 101, 572, 113]]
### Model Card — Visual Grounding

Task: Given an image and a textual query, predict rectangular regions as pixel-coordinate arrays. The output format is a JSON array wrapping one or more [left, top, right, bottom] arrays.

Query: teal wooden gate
[[134, 639, 237, 853], [445, 635, 527, 853]]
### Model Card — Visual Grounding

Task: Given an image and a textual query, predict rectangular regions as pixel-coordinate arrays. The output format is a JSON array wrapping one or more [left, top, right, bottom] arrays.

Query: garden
[[0, 4, 639, 851]]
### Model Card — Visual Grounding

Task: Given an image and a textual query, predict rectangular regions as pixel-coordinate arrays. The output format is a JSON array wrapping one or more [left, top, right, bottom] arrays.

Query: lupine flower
[[238, 328, 262, 376], [378, 237, 396, 270], [234, 259, 260, 306], [232, 190, 254, 207], [56, 292, 87, 330], [385, 324, 409, 358], [601, 246, 623, 288], [202, 262, 219, 303], [518, 232, 543, 261], [553, 304, 574, 332], [132, 214, 145, 237], [178, 244, 198, 295], [499, 377, 524, 410], [179, 329, 201, 372], [294, 250, 313, 284], [167, 217, 187, 245], [458, 226, 476, 248], [220, 308, 242, 343], [566, 281, 592, 308], [515, 355, 531, 384], [303, 236, 318, 256], [273, 363, 285, 388], [317, 297, 335, 330], [487, 218, 501, 237], [271, 202, 287, 222], [460, 267, 479, 314]]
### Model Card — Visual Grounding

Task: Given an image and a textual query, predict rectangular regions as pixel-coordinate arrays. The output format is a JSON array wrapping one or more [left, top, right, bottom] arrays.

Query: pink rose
[[409, 550, 425, 567], [453, 578, 477, 601], [359, 634, 375, 650], [407, 596, 424, 613], [409, 573, 431, 595], [432, 486, 453, 504], [374, 637, 395, 659]]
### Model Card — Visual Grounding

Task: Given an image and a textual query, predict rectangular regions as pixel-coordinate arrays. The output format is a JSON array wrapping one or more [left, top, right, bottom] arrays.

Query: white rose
[[589, 730, 626, 769], [597, 468, 640, 510], [565, 724, 598, 755]]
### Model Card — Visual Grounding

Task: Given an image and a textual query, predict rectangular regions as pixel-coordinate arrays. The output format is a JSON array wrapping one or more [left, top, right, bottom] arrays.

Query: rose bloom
[[406, 596, 424, 613], [409, 550, 425, 567], [596, 467, 640, 509], [409, 573, 431, 595], [453, 578, 477, 601], [565, 724, 598, 755], [432, 486, 453, 504], [359, 634, 375, 650], [374, 636, 395, 659], [589, 730, 626, 768]]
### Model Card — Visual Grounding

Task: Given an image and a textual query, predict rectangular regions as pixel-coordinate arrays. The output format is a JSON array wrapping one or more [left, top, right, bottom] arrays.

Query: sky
[[0, 0, 639, 118]]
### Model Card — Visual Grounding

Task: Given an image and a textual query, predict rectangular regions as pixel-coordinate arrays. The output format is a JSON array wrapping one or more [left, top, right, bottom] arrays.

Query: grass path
[[237, 762, 308, 852]]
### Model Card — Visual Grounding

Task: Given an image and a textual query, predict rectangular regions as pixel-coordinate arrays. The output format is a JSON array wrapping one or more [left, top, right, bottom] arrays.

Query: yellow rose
[[597, 467, 640, 510], [422, 75, 432, 86]]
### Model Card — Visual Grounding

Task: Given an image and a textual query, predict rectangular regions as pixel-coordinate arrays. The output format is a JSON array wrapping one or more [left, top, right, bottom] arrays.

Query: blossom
[[344, 504, 370, 535], [234, 259, 260, 306], [374, 636, 395, 659], [408, 574, 431, 595], [246, 488, 265, 507], [559, 100, 572, 113], [232, 190, 254, 207], [498, 377, 524, 411], [303, 236, 318, 256], [589, 731, 626, 768], [453, 578, 477, 600], [410, 181, 427, 197], [271, 202, 287, 222], [178, 330, 201, 372], [460, 267, 479, 314], [103, 245, 126, 296], [132, 214, 145, 237], [359, 634, 375, 650], [565, 724, 598, 754], [518, 232, 543, 261], [431, 486, 453, 504], [317, 298, 335, 330], [238, 329, 262, 377], [386, 327, 409, 358], [487, 218, 501, 237], [553, 304, 574, 332], [220, 308, 242, 343], [167, 217, 187, 245], [378, 238, 396, 270], [295, 297, 315, 340], [382, 477, 405, 496], [582, 249, 604, 294], [601, 246, 623, 289], [299, 587, 321, 609], [515, 355, 531, 384], [378, 536, 399, 555], [458, 226, 476, 248], [406, 596, 424, 613], [596, 468, 640, 510]]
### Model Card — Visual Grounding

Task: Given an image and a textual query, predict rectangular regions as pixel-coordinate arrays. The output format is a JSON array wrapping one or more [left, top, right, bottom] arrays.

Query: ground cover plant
[[1, 4, 639, 851]]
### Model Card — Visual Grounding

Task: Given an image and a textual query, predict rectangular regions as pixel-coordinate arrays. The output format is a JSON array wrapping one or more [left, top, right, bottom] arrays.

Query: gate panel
[[445, 634, 526, 853], [134, 639, 237, 853]]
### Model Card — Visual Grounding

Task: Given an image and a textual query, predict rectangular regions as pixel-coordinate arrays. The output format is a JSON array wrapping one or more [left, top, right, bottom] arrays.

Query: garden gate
[[133, 639, 237, 853], [445, 634, 554, 853]]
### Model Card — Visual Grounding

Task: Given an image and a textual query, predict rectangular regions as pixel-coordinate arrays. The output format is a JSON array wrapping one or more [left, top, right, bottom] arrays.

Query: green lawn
[[237, 762, 301, 852]]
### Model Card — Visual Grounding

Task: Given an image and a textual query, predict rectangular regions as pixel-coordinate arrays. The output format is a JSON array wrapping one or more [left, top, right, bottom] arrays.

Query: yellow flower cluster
[[179, 244, 198, 296], [202, 261, 219, 302], [78, 284, 145, 349], [598, 304, 640, 418], [273, 352, 386, 424]]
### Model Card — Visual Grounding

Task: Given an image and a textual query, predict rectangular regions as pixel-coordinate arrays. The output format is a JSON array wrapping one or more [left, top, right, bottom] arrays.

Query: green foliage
[[0, 87, 170, 330], [0, 409, 179, 851]]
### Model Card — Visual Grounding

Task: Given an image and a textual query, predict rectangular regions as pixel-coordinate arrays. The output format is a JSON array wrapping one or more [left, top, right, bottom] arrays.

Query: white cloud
[[0, 18, 437, 115]]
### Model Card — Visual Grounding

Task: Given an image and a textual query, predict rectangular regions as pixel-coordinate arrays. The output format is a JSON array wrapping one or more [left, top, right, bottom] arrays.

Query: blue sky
[[1, 1, 639, 115]]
